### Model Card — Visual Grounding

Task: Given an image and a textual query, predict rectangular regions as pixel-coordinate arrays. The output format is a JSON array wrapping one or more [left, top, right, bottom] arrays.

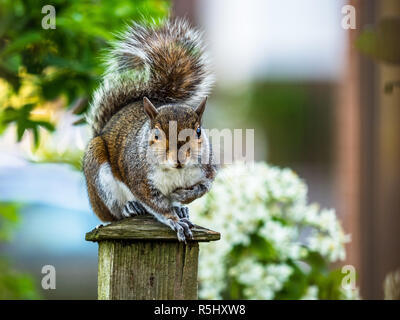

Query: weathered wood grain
[[86, 214, 220, 242], [98, 240, 199, 299]]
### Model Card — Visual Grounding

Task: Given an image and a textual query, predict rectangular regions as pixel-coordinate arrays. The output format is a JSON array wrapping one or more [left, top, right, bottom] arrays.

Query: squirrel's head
[[143, 97, 209, 169]]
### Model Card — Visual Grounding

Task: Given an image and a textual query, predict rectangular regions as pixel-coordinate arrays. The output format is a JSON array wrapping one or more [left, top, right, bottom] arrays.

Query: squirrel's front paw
[[167, 217, 193, 242], [173, 206, 194, 229], [123, 201, 147, 217], [170, 188, 192, 203], [170, 189, 185, 203]]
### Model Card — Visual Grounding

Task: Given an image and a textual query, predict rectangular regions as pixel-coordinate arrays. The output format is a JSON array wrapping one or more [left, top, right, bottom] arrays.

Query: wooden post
[[85, 215, 220, 300]]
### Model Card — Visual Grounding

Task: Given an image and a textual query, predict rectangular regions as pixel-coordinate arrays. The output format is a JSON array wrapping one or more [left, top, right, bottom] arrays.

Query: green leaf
[[32, 125, 39, 147], [35, 121, 55, 132], [16, 123, 25, 141], [1, 105, 55, 146], [21, 103, 35, 114]]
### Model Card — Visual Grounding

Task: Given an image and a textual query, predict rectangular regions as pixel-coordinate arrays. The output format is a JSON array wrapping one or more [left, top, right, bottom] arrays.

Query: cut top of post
[[85, 214, 220, 242]]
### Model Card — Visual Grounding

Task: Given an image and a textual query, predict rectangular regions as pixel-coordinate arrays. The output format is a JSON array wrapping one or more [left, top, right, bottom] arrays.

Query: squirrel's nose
[[166, 157, 183, 169], [167, 151, 187, 168], [175, 159, 185, 169]]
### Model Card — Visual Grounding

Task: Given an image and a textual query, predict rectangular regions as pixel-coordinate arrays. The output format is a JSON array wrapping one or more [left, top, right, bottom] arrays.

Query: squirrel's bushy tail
[[88, 18, 214, 136]]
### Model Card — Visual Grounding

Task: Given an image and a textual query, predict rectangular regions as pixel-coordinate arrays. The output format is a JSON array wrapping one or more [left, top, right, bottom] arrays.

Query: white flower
[[190, 161, 355, 300]]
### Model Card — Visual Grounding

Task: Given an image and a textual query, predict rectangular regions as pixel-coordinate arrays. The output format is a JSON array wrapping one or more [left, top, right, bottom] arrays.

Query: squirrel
[[83, 19, 218, 242]]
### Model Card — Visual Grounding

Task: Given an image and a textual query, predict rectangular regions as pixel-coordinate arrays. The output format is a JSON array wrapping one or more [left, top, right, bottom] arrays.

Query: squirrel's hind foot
[[173, 206, 190, 219], [173, 206, 194, 230], [168, 217, 194, 242], [123, 201, 147, 216]]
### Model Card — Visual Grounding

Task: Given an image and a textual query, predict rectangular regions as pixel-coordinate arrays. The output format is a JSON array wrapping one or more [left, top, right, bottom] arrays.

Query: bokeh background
[[0, 0, 399, 299]]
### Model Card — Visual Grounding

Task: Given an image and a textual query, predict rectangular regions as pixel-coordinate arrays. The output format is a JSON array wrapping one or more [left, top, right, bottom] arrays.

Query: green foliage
[[0, 0, 170, 144], [0, 202, 40, 299], [0, 202, 20, 241], [0, 104, 55, 147], [0, 259, 40, 300]]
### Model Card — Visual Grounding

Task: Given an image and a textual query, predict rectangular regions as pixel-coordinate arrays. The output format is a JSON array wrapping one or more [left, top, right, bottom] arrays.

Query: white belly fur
[[149, 166, 203, 196]]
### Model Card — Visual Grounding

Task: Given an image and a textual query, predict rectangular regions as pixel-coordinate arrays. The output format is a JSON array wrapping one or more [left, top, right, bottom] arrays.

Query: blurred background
[[0, 0, 399, 299]]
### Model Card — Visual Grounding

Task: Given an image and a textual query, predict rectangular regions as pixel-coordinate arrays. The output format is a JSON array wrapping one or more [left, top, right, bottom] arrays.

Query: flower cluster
[[189, 162, 358, 300]]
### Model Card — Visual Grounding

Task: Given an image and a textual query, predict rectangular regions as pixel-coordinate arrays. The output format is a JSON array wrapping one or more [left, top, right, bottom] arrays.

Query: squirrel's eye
[[154, 128, 160, 140], [196, 127, 201, 138]]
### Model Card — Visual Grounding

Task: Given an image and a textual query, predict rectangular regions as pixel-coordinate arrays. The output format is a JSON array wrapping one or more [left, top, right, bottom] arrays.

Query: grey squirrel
[[83, 19, 218, 242]]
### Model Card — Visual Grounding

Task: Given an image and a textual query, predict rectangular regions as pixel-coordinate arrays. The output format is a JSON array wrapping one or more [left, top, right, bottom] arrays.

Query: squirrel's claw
[[123, 201, 147, 216], [173, 206, 194, 230], [179, 220, 194, 240], [180, 218, 194, 229], [168, 218, 193, 242]]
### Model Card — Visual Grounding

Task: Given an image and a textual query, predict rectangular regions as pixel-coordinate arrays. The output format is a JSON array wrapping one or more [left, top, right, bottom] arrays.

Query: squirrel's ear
[[195, 96, 207, 119], [143, 97, 158, 120]]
